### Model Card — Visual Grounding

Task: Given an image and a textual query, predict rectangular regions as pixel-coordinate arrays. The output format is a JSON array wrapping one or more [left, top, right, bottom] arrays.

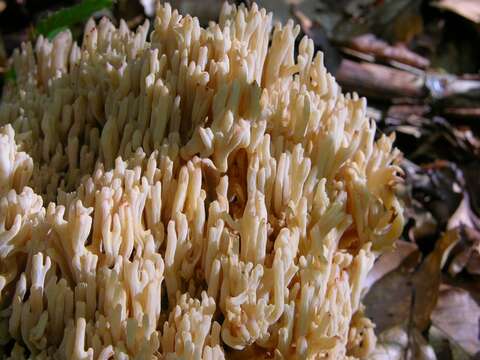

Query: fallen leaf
[[365, 230, 459, 349], [431, 285, 480, 356], [364, 251, 420, 332], [365, 240, 419, 290], [413, 229, 460, 331]]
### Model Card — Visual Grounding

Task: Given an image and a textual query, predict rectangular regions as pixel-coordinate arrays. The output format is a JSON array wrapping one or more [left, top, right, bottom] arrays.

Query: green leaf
[[5, 67, 16, 83], [36, 0, 115, 38]]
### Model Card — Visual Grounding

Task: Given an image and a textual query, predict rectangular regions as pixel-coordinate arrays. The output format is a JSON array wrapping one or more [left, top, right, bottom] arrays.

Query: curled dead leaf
[[413, 229, 460, 331]]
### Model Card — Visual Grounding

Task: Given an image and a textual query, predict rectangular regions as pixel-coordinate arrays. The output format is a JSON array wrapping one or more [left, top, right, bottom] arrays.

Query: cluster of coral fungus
[[0, 2, 403, 359]]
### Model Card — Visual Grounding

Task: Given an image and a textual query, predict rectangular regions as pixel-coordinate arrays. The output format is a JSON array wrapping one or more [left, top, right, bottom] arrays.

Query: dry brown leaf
[[431, 285, 480, 356], [364, 250, 420, 333], [365, 240, 419, 290], [413, 229, 460, 331], [365, 230, 459, 349]]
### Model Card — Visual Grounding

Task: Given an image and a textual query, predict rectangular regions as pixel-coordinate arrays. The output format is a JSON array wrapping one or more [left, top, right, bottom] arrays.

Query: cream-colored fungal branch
[[0, 2, 404, 359]]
